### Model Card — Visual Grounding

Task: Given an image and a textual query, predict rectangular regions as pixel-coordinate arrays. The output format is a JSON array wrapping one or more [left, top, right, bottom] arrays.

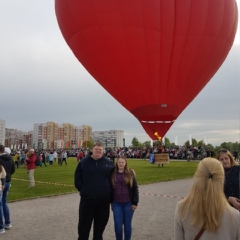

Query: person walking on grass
[[60, 150, 67, 166]]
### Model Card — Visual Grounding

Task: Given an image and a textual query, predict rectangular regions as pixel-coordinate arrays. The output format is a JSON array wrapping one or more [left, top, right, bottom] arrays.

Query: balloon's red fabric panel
[[55, 0, 238, 139]]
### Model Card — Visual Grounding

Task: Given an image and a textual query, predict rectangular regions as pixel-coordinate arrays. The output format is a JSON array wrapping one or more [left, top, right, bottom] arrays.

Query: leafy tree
[[184, 138, 198, 147], [205, 144, 214, 151], [131, 137, 140, 147], [82, 140, 94, 149], [197, 140, 204, 148], [163, 137, 171, 148], [142, 141, 151, 148]]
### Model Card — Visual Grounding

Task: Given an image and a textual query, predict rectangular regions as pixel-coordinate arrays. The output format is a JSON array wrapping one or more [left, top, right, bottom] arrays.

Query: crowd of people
[[11, 149, 70, 168], [9, 144, 239, 168]]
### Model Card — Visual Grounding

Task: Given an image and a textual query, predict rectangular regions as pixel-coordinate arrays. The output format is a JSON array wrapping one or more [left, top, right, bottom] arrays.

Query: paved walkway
[[0, 178, 193, 240]]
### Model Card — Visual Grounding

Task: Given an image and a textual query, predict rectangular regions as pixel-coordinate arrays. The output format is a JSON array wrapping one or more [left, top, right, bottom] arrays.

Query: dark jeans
[[78, 198, 110, 240], [60, 158, 67, 165]]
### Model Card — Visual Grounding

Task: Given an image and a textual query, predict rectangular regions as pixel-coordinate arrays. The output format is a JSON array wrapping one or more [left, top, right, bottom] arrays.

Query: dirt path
[[0, 178, 193, 240]]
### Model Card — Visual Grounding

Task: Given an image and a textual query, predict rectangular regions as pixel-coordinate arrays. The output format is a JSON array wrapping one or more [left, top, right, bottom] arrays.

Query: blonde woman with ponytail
[[174, 158, 240, 240]]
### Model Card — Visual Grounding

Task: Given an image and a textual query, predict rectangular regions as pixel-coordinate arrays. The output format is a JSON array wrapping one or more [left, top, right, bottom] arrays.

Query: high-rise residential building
[[63, 123, 75, 149], [75, 126, 83, 148], [46, 121, 58, 149], [32, 122, 87, 149], [5, 128, 30, 149], [0, 119, 6, 145], [92, 130, 124, 148], [33, 123, 46, 149], [57, 124, 65, 148], [82, 125, 92, 142]]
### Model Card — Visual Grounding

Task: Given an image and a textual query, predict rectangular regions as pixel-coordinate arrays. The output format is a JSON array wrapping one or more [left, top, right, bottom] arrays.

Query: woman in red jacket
[[25, 149, 36, 188]]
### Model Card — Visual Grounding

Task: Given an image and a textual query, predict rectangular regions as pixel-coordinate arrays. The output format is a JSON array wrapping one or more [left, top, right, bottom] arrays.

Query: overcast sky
[[0, 1, 239, 147]]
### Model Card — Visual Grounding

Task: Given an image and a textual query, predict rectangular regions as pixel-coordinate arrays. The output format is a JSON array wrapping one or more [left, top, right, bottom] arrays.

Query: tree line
[[131, 137, 240, 153]]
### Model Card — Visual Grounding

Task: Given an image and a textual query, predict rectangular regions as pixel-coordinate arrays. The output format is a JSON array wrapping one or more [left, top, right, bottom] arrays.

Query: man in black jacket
[[74, 142, 114, 240], [0, 145, 15, 232]]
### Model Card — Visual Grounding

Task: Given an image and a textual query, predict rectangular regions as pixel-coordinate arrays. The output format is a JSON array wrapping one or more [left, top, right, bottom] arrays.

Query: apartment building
[[92, 130, 124, 148], [5, 128, 31, 149], [0, 119, 6, 145], [32, 122, 92, 149]]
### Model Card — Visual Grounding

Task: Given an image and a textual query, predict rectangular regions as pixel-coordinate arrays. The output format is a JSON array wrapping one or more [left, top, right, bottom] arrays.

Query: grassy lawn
[[9, 158, 199, 202]]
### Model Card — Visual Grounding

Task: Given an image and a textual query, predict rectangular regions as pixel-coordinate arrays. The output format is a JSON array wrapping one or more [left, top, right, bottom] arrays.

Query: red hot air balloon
[[55, 0, 238, 140]]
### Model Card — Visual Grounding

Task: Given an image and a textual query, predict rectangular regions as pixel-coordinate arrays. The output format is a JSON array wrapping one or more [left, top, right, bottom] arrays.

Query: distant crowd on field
[[8, 145, 239, 168], [10, 149, 69, 168]]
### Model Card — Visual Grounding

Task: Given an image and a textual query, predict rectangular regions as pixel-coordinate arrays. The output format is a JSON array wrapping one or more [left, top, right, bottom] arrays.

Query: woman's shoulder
[[223, 206, 240, 225], [232, 165, 240, 172], [129, 169, 136, 176]]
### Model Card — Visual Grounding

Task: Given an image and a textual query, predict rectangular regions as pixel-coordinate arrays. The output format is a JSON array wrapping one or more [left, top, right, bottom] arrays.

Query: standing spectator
[[45, 151, 50, 164], [13, 152, 20, 169], [41, 151, 47, 167], [0, 164, 6, 234], [60, 150, 67, 166], [53, 151, 58, 163], [174, 158, 240, 239], [74, 142, 114, 240], [20, 150, 26, 165], [49, 152, 54, 165], [58, 151, 62, 165], [76, 150, 84, 162], [0, 145, 15, 232], [25, 149, 36, 188], [217, 149, 240, 210], [233, 150, 238, 161], [111, 155, 139, 240]]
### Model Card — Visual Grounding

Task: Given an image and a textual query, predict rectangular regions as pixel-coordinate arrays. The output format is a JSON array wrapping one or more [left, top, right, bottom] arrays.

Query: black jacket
[[74, 155, 114, 202], [224, 165, 240, 199], [128, 175, 139, 206], [0, 154, 15, 183]]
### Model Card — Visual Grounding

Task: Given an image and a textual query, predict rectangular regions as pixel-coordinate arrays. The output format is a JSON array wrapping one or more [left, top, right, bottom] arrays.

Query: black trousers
[[78, 198, 110, 240]]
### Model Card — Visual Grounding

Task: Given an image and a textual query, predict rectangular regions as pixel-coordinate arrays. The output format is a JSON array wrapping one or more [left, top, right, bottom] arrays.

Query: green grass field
[[9, 158, 199, 202]]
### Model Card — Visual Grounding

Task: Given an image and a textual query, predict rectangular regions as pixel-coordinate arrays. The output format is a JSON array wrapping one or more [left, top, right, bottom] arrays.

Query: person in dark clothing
[[0, 145, 15, 231], [217, 149, 240, 210], [41, 151, 47, 167], [74, 142, 114, 240], [233, 150, 238, 161]]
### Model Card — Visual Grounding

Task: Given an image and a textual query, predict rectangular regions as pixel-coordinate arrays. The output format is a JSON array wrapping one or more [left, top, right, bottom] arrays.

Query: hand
[[228, 196, 240, 210], [131, 205, 137, 211]]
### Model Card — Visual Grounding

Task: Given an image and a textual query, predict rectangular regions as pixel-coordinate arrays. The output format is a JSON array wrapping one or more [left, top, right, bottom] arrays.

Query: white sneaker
[[0, 228, 5, 234], [5, 223, 12, 229]]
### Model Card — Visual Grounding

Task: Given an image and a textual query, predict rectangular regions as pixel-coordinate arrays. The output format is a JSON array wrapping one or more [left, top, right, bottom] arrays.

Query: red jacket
[[26, 153, 36, 170], [77, 151, 84, 160]]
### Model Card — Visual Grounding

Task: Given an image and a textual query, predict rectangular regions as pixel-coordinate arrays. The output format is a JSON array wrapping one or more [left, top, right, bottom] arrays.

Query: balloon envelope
[[55, 0, 238, 139]]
